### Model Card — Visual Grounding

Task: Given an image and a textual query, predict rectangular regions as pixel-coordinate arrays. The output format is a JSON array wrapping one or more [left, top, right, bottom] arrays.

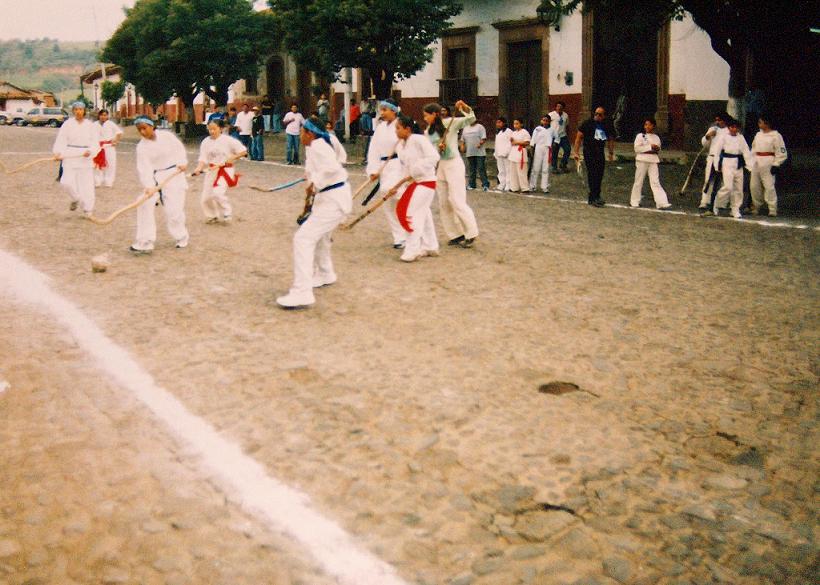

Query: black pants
[[586, 155, 605, 202]]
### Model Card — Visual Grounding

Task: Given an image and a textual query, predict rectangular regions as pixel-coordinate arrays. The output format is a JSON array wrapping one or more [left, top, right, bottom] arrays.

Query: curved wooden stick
[[678, 145, 706, 195], [353, 152, 395, 201], [340, 178, 406, 231], [4, 157, 56, 175], [87, 169, 185, 226]]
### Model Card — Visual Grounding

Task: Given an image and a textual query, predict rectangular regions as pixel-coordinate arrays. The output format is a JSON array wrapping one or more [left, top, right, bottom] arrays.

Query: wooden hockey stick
[[678, 145, 706, 195], [87, 168, 185, 226], [340, 178, 406, 230]]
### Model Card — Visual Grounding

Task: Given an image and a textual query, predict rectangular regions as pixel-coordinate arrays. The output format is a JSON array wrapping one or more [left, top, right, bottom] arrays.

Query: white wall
[[669, 14, 729, 100], [5, 98, 35, 114], [548, 10, 583, 95]]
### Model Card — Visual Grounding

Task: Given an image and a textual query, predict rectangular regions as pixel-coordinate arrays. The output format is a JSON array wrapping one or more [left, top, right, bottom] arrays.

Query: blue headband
[[134, 116, 155, 127], [304, 118, 331, 145], [379, 100, 399, 112], [70, 101, 86, 110]]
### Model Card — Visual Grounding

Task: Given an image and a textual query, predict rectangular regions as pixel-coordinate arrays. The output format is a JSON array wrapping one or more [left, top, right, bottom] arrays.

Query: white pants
[[630, 162, 670, 207], [94, 145, 117, 187], [436, 157, 479, 240], [399, 183, 438, 261], [134, 180, 189, 249], [529, 144, 551, 191], [750, 160, 777, 214], [508, 156, 529, 192], [289, 184, 350, 300], [200, 169, 234, 220], [700, 155, 717, 207], [714, 159, 744, 216], [61, 166, 95, 213], [494, 155, 508, 190], [379, 166, 406, 245]]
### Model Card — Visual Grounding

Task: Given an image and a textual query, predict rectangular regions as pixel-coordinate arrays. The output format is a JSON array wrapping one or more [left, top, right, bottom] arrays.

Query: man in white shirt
[[234, 103, 254, 152], [93, 109, 123, 188], [529, 115, 554, 192], [548, 101, 570, 173], [699, 112, 729, 210], [493, 117, 512, 191], [282, 104, 305, 165]]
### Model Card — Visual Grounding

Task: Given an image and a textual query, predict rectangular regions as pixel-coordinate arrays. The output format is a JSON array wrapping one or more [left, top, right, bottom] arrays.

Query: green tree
[[100, 80, 127, 112], [269, 0, 462, 99]]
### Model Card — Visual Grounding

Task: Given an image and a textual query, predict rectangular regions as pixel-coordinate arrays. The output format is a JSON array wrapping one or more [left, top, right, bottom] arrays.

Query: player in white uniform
[[507, 118, 531, 193], [493, 117, 512, 191], [52, 101, 100, 216], [365, 99, 405, 248], [699, 112, 729, 210], [93, 109, 123, 188], [709, 119, 752, 219], [529, 115, 554, 192], [191, 118, 247, 223], [130, 116, 190, 253], [385, 114, 440, 262], [749, 114, 787, 217], [277, 118, 352, 309], [629, 117, 672, 209]]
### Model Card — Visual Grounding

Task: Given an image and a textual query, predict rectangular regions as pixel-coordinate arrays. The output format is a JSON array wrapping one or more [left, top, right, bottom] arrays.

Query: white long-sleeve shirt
[[507, 129, 531, 164], [701, 125, 728, 158], [198, 134, 247, 166], [427, 108, 475, 161], [494, 128, 512, 158], [712, 133, 752, 171], [136, 130, 188, 189], [751, 130, 787, 167], [53, 117, 101, 169], [306, 138, 351, 213], [548, 111, 569, 138], [366, 118, 400, 176], [282, 111, 305, 136], [96, 119, 123, 143], [633, 132, 662, 163], [531, 125, 555, 148], [396, 133, 440, 183]]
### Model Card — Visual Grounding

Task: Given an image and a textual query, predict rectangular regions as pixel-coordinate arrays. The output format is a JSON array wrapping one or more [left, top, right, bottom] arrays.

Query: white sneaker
[[276, 290, 315, 308], [422, 249, 439, 258], [400, 252, 422, 262], [176, 237, 189, 248], [732, 210, 742, 219], [129, 243, 153, 254], [312, 274, 337, 288]]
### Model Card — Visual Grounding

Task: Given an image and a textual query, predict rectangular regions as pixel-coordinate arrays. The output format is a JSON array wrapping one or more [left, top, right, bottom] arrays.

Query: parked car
[[0, 110, 12, 125], [22, 107, 69, 127]]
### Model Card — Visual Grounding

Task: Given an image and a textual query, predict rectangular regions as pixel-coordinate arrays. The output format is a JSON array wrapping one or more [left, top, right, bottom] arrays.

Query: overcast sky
[[0, 0, 270, 42]]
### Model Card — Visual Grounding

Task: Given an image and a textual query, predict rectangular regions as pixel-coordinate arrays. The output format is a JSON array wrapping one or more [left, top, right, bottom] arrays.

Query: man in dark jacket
[[573, 106, 616, 207]]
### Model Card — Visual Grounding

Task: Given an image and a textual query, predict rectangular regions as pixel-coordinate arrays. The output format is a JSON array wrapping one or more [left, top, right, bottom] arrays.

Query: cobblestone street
[[0, 125, 817, 585]]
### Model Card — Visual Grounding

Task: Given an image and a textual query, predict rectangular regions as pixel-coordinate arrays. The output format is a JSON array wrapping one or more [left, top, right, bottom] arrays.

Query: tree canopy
[[102, 0, 277, 110], [268, 0, 463, 98]]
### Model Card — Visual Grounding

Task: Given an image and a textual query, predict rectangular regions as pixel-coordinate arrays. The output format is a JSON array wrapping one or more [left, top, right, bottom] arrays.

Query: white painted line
[[0, 249, 408, 585]]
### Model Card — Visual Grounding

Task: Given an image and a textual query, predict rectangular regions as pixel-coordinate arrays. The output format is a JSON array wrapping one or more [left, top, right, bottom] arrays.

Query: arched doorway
[[266, 57, 285, 103]]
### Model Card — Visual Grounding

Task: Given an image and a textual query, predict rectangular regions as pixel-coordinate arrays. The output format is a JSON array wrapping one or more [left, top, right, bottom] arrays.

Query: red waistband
[[396, 181, 436, 233], [755, 152, 774, 156]]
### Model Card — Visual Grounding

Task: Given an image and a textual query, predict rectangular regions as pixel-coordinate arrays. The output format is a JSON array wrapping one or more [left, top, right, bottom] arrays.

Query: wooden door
[[507, 40, 542, 130]]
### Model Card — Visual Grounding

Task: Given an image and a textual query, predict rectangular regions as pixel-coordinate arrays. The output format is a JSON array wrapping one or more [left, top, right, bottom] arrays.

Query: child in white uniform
[[52, 101, 100, 215], [387, 114, 440, 262], [630, 117, 671, 209], [507, 118, 531, 193], [529, 115, 554, 192], [93, 109, 123, 188], [494, 117, 512, 191], [749, 114, 787, 217], [699, 112, 729, 210], [191, 118, 247, 223], [710, 120, 752, 219], [131, 116, 190, 253], [277, 118, 352, 309], [366, 99, 405, 248]]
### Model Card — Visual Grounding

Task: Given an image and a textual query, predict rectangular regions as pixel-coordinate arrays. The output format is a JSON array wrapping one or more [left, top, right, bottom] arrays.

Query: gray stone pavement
[[0, 125, 817, 585]]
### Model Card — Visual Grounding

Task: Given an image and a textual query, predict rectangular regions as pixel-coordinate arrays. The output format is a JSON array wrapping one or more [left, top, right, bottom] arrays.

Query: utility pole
[[343, 67, 352, 142]]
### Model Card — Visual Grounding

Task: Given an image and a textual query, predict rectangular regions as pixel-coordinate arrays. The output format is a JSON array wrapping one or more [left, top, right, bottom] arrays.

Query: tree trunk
[[369, 68, 394, 100]]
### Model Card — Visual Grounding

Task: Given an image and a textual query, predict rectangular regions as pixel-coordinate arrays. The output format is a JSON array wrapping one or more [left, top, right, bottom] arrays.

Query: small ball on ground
[[91, 253, 110, 273]]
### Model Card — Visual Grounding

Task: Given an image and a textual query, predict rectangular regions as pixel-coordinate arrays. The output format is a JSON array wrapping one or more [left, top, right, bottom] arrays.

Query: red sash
[[212, 163, 240, 188], [396, 180, 436, 233], [93, 141, 113, 169], [518, 145, 526, 169], [547, 145, 552, 164]]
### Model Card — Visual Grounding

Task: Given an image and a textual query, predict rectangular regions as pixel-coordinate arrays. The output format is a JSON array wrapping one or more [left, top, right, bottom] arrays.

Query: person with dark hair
[[462, 116, 490, 191], [507, 117, 531, 193], [277, 118, 352, 309], [349, 99, 361, 142], [529, 115, 554, 193], [52, 101, 100, 216], [191, 117, 247, 224], [630, 117, 671, 209], [548, 101, 570, 173], [423, 100, 479, 247], [235, 103, 254, 151], [384, 114, 441, 262], [493, 117, 512, 191], [282, 104, 305, 164], [573, 106, 615, 207], [699, 112, 730, 210], [749, 114, 787, 217], [366, 98, 405, 248], [227, 107, 240, 139], [707, 118, 752, 219], [250, 106, 265, 161], [261, 95, 273, 132], [93, 108, 123, 188]]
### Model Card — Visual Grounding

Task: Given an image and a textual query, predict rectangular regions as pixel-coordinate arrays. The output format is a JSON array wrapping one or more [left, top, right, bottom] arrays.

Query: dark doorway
[[447, 47, 470, 79], [507, 40, 542, 130], [297, 67, 312, 113], [266, 57, 285, 102], [592, 8, 657, 140]]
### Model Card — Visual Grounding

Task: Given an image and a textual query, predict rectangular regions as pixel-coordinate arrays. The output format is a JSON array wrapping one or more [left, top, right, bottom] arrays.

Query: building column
[[655, 20, 671, 134], [581, 9, 594, 115]]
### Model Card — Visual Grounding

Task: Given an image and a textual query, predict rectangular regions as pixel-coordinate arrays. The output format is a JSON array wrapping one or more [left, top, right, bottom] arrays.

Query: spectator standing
[[227, 107, 240, 139], [548, 101, 571, 173], [282, 104, 305, 165], [573, 106, 616, 207], [749, 114, 787, 217], [250, 106, 265, 161], [235, 103, 254, 151], [529, 115, 554, 193], [462, 117, 489, 191], [629, 117, 672, 209], [507, 118, 531, 193], [349, 99, 361, 143], [316, 93, 330, 125], [493, 117, 512, 191], [261, 96, 273, 132], [272, 99, 283, 133]]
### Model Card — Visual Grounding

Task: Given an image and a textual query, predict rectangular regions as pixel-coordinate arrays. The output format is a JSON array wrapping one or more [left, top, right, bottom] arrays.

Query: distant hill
[[0, 39, 100, 100]]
